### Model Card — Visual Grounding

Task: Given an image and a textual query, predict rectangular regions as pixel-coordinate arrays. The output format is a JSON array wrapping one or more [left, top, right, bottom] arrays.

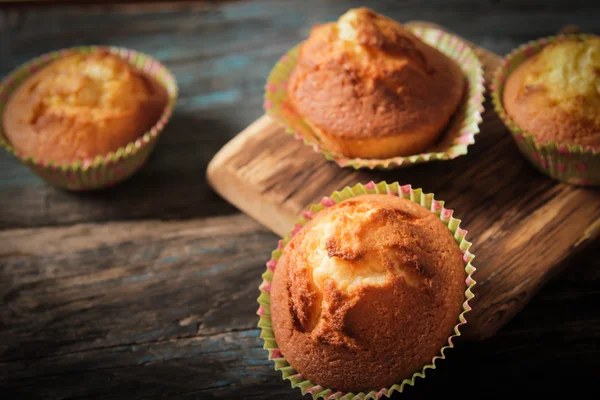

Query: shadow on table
[[0, 111, 248, 229], [79, 111, 244, 215]]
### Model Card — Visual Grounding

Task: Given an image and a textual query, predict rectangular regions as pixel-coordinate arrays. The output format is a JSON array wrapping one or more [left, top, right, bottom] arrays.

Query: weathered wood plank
[[1, 329, 272, 396], [1, 227, 598, 398], [0, 214, 277, 361], [2, 330, 288, 399]]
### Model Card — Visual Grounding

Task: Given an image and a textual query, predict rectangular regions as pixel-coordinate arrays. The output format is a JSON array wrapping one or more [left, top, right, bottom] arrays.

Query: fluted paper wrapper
[[0, 46, 178, 191], [492, 34, 600, 186], [257, 181, 476, 399], [264, 27, 485, 169]]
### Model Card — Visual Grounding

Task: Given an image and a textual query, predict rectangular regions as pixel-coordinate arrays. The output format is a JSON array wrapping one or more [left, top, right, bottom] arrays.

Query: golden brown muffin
[[503, 36, 600, 147], [270, 194, 466, 392], [287, 8, 465, 159], [3, 51, 168, 164]]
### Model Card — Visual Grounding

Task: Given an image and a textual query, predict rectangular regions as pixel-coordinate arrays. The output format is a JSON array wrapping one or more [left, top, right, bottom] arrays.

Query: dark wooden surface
[[1, 1, 599, 398]]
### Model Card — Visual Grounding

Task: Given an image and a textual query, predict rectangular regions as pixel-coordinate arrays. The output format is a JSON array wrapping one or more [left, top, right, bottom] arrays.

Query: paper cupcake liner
[[491, 34, 600, 186], [264, 27, 485, 170], [0, 46, 178, 191], [257, 181, 476, 399]]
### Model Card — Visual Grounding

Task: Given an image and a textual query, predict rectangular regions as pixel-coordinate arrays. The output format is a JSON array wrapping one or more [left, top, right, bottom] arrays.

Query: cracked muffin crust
[[270, 194, 466, 392], [503, 36, 600, 147], [3, 50, 168, 164], [287, 7, 465, 159]]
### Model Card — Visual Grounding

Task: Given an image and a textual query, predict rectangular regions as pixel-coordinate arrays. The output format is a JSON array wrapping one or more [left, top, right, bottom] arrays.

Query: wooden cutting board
[[207, 21, 600, 341]]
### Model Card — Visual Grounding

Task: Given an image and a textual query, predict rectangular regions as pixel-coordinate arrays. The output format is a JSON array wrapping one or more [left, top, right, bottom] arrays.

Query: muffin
[[270, 193, 466, 392], [503, 36, 600, 147], [287, 7, 465, 159], [3, 50, 168, 164]]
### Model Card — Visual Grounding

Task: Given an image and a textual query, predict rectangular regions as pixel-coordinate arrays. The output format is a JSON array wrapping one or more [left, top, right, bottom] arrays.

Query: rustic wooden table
[[1, 1, 599, 398]]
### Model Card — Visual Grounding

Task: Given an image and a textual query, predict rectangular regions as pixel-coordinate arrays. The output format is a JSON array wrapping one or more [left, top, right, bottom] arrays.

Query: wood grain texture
[[1, 214, 599, 398], [1, 1, 600, 398], [207, 21, 600, 340], [0, 214, 275, 359]]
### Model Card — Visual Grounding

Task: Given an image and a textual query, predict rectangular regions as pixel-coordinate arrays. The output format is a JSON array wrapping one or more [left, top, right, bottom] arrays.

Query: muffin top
[[503, 37, 600, 147], [287, 8, 464, 142], [270, 194, 466, 392], [3, 51, 167, 163]]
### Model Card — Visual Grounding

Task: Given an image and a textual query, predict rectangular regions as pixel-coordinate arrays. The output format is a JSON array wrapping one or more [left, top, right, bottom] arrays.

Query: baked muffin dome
[[270, 194, 466, 392], [287, 8, 465, 159], [3, 51, 168, 164], [503, 36, 600, 147]]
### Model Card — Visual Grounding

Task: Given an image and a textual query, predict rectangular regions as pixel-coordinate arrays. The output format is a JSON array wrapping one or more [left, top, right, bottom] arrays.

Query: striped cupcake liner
[[0, 46, 178, 191], [491, 34, 600, 186], [257, 181, 476, 399], [264, 27, 485, 170]]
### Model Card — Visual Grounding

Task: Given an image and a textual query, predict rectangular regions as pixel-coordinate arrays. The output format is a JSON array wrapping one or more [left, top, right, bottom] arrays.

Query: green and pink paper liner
[[257, 181, 477, 399], [0, 46, 178, 191], [492, 34, 600, 186], [264, 27, 485, 170]]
